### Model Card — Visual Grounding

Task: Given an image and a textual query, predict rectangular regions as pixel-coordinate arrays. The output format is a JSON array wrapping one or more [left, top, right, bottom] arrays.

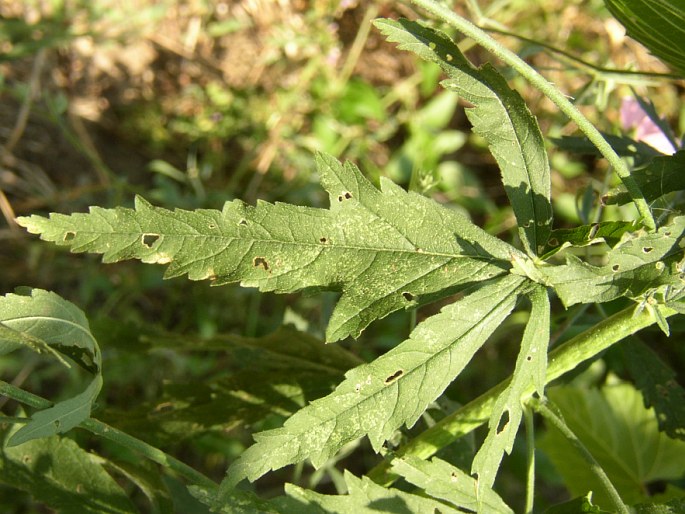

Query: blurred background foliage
[[1, 0, 683, 511]]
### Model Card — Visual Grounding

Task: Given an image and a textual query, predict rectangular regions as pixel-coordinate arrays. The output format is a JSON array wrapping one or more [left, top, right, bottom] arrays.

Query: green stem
[[529, 397, 630, 514], [367, 303, 676, 485], [0, 380, 217, 490], [523, 405, 535, 514], [408, 0, 656, 230]]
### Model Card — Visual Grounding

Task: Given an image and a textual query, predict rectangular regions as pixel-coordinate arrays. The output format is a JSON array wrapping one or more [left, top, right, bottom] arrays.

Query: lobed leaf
[[390, 455, 513, 514], [0, 431, 136, 514], [472, 283, 550, 495], [540, 216, 685, 307], [0, 289, 102, 447], [219, 274, 527, 492], [376, 18, 553, 256], [539, 383, 685, 509], [17, 153, 515, 342], [602, 151, 685, 206]]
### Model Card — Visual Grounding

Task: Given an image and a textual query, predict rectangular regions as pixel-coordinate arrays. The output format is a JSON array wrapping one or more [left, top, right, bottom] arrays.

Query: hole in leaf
[[337, 191, 353, 202], [526, 355, 532, 362], [253, 257, 269, 271], [612, 264, 620, 272], [643, 247, 654, 253], [208, 223, 217, 229], [548, 238, 559, 247], [54, 420, 61, 428], [63, 231, 76, 241], [142, 233, 160, 248], [238, 219, 248, 226], [497, 411, 510, 434], [319, 237, 328, 244], [385, 369, 404, 384], [664, 231, 672, 237], [402, 292, 414, 302]]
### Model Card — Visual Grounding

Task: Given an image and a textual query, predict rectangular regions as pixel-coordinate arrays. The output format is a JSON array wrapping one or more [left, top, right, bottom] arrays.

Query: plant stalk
[[367, 303, 676, 485], [0, 381, 217, 490], [408, 0, 656, 230], [523, 405, 535, 514]]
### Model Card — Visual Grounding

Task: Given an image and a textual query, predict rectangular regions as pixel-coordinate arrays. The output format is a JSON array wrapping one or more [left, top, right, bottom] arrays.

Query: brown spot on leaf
[[253, 257, 269, 271], [385, 369, 404, 384]]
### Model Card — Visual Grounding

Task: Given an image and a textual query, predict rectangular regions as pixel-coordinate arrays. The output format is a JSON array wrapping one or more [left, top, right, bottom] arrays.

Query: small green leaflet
[[390, 456, 513, 514], [219, 274, 526, 494], [17, 153, 516, 342], [541, 221, 637, 257], [472, 283, 549, 497], [375, 18, 553, 257], [602, 151, 685, 206], [540, 216, 685, 307], [278, 471, 463, 514], [0, 289, 102, 446]]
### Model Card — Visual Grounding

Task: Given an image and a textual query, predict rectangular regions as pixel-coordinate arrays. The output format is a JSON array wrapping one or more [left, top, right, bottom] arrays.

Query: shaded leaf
[[604, 0, 685, 76], [621, 340, 685, 441], [220, 275, 526, 491], [278, 471, 462, 514], [0, 289, 102, 446], [390, 455, 513, 514], [552, 134, 662, 164], [634, 496, 685, 514], [544, 492, 608, 513], [602, 151, 685, 206], [472, 284, 549, 494], [189, 486, 282, 514], [540, 216, 685, 307], [542, 221, 637, 257], [0, 431, 136, 514], [17, 153, 515, 342], [376, 18, 552, 256], [539, 382, 685, 509]]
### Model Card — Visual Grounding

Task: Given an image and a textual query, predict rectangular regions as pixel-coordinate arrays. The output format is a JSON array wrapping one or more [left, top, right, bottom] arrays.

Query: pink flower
[[620, 96, 677, 155]]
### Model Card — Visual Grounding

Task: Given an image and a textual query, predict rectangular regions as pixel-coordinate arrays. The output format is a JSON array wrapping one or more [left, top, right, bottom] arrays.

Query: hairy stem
[[409, 0, 656, 230], [523, 405, 535, 514], [367, 303, 676, 484], [529, 397, 630, 514], [0, 381, 217, 490]]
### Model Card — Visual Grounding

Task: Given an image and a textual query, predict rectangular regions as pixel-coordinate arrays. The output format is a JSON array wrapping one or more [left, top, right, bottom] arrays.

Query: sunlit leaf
[[376, 18, 553, 256], [219, 275, 526, 491], [17, 153, 515, 342]]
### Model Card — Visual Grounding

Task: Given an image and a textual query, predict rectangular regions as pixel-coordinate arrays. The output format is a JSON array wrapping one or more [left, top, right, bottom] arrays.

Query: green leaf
[[539, 382, 685, 509], [552, 134, 662, 164], [621, 340, 685, 441], [634, 496, 685, 514], [376, 18, 553, 256], [278, 471, 462, 514], [604, 0, 685, 76], [390, 455, 513, 514], [602, 151, 685, 206], [219, 274, 526, 492], [542, 221, 637, 257], [0, 289, 103, 446], [472, 284, 549, 495], [189, 486, 282, 514], [540, 216, 685, 307], [0, 431, 136, 514], [17, 153, 515, 342]]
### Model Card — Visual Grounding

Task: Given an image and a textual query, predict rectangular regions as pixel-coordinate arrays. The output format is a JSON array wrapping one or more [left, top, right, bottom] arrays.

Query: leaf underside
[[376, 18, 553, 257], [17, 153, 515, 342]]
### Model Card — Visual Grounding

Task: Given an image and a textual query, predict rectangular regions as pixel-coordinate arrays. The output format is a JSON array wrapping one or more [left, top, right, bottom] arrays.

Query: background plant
[[2, 0, 685, 512]]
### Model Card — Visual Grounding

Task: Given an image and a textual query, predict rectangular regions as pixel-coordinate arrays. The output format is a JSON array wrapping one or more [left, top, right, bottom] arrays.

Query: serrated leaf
[[602, 151, 685, 206], [621, 340, 685, 440], [540, 216, 685, 307], [0, 431, 136, 514], [376, 18, 553, 256], [0, 289, 102, 446], [539, 382, 685, 509], [17, 153, 515, 342], [278, 471, 462, 514], [189, 486, 282, 514], [390, 455, 513, 514], [219, 275, 526, 492], [604, 0, 685, 76], [472, 284, 549, 494]]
